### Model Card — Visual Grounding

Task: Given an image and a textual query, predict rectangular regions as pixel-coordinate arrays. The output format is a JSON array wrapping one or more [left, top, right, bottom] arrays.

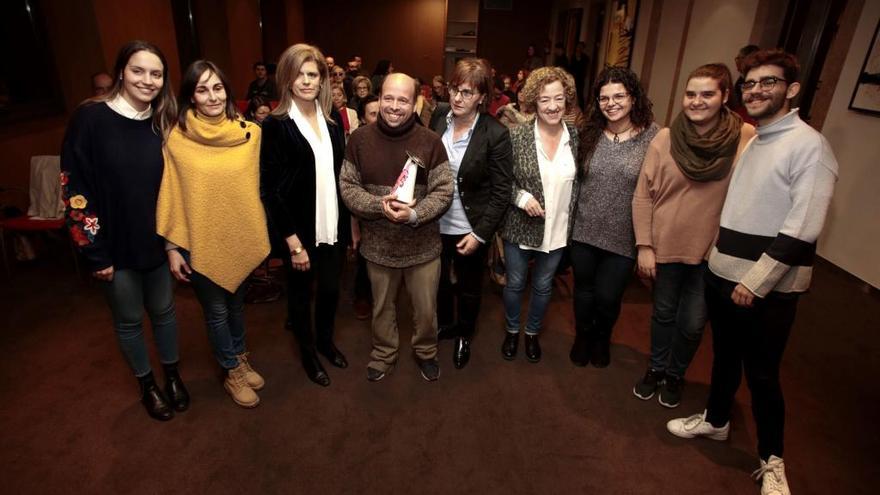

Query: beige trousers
[[366, 258, 440, 372]]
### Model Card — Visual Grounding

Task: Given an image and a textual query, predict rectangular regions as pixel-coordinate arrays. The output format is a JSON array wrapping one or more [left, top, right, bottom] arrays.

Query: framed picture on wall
[[849, 19, 880, 116], [604, 0, 639, 68]]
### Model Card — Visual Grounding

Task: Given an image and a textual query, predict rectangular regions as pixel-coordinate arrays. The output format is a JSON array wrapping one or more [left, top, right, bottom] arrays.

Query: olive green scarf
[[669, 107, 742, 182]]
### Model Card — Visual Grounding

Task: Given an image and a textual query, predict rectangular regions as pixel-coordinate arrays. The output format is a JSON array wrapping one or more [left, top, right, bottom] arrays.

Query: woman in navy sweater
[[61, 40, 184, 421]]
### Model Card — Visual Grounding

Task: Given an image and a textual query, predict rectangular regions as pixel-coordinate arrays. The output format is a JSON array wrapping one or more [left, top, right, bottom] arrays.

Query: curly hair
[[742, 49, 800, 84], [579, 66, 654, 167], [519, 66, 578, 116]]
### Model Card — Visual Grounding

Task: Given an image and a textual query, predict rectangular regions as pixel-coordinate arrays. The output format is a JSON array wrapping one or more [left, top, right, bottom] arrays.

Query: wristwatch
[[291, 246, 304, 255]]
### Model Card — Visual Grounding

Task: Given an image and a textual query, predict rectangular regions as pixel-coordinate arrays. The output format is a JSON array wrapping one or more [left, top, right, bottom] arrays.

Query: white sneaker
[[752, 456, 791, 495], [666, 410, 730, 440]]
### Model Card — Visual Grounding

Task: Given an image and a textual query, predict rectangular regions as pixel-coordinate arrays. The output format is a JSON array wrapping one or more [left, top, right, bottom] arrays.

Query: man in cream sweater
[[666, 50, 838, 495]]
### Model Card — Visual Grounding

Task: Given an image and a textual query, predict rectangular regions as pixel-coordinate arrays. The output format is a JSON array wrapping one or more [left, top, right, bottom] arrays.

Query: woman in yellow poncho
[[157, 60, 270, 408]]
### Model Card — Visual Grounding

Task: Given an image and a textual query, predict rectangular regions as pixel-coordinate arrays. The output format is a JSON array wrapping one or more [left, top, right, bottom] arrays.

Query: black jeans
[[649, 262, 708, 378], [285, 243, 345, 349], [437, 234, 488, 337], [704, 272, 798, 460], [570, 241, 635, 341]]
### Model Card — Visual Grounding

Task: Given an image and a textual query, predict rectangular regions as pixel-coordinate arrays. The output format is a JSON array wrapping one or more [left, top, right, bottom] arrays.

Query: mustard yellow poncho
[[157, 111, 270, 292]]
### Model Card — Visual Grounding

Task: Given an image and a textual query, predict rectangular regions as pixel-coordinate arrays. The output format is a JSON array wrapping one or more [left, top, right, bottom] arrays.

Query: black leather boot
[[138, 371, 174, 421], [525, 334, 542, 363], [301, 347, 331, 387], [317, 341, 348, 369], [590, 336, 611, 368], [501, 332, 519, 360], [162, 362, 190, 412], [569, 329, 591, 367], [453, 336, 471, 369]]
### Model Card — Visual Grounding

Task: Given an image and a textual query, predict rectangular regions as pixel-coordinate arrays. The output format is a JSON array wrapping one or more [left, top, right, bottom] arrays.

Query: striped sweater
[[708, 109, 838, 297]]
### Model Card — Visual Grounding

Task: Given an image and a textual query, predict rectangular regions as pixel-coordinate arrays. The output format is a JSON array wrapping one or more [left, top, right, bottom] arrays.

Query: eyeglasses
[[331, 71, 345, 78], [597, 92, 629, 106], [740, 76, 787, 92], [448, 85, 477, 101]]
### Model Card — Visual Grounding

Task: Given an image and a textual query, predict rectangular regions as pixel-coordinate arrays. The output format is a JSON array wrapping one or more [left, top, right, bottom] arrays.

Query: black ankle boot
[[317, 341, 348, 369], [162, 362, 190, 412], [525, 334, 542, 363], [138, 372, 174, 421], [501, 332, 519, 360], [569, 330, 591, 367], [590, 337, 611, 368], [301, 348, 331, 387]]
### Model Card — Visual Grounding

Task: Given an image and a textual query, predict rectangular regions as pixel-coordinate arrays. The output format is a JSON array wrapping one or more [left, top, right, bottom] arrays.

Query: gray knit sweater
[[571, 123, 659, 258]]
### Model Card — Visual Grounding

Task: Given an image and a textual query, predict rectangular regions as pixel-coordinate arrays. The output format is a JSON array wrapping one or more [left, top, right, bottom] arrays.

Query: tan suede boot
[[224, 364, 259, 408], [236, 352, 265, 390]]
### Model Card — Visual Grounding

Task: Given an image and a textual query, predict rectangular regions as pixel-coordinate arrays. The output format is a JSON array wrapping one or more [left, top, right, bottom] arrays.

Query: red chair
[[0, 216, 80, 277]]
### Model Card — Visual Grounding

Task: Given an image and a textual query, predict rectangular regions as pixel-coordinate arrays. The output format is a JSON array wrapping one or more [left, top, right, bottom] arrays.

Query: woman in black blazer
[[260, 43, 352, 387], [428, 58, 513, 369]]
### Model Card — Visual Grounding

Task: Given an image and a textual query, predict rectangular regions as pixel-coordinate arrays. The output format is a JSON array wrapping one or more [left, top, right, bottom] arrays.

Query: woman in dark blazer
[[429, 58, 513, 370], [260, 43, 352, 387]]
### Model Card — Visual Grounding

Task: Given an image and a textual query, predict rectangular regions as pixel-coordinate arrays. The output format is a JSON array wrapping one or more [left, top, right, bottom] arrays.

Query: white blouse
[[106, 94, 152, 120], [517, 120, 575, 253], [289, 101, 338, 246]]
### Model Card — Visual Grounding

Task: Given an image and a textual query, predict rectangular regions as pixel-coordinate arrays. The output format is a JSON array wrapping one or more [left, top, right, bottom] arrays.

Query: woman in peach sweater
[[631, 64, 755, 408]]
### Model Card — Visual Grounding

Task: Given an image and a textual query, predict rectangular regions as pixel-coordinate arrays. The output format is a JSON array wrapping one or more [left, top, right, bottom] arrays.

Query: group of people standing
[[62, 38, 836, 495]]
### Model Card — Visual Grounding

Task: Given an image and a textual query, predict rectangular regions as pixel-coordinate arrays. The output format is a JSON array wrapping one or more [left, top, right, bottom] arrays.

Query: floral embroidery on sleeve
[[61, 171, 101, 247]]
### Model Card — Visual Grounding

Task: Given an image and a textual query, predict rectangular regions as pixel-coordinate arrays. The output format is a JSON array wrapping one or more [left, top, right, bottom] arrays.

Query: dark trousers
[[570, 241, 635, 341], [437, 234, 488, 337], [704, 272, 798, 460], [649, 262, 708, 378], [285, 243, 345, 349]]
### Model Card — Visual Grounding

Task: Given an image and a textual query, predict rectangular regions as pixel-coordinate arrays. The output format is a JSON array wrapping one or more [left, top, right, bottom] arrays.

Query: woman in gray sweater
[[569, 67, 658, 368]]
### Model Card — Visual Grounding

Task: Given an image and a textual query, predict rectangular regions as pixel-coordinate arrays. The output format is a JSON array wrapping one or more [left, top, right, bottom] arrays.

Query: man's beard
[[746, 91, 786, 120]]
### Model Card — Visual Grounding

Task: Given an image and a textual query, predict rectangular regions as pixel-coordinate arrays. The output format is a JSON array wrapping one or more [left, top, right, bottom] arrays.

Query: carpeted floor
[[0, 245, 877, 494]]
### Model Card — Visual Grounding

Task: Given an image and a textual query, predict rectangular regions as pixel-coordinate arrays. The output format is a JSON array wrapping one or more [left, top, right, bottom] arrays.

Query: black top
[[246, 78, 278, 101], [428, 103, 514, 241], [60, 102, 166, 272], [259, 107, 351, 254]]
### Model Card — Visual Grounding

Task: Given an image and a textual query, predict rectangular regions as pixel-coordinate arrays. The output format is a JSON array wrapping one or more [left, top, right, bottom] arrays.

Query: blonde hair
[[519, 66, 578, 115], [352, 75, 372, 94], [272, 43, 335, 124]]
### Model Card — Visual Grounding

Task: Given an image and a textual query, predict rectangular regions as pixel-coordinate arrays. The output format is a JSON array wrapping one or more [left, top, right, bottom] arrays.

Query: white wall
[[817, 1, 880, 288], [640, 0, 758, 125]]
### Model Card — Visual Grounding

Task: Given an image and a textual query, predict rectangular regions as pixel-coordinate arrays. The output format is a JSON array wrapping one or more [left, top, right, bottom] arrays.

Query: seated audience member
[[331, 84, 359, 139], [370, 60, 393, 95], [667, 49, 837, 495], [246, 61, 277, 100], [357, 94, 379, 125], [330, 65, 352, 104], [325, 56, 336, 72], [631, 63, 755, 409], [91, 72, 113, 96], [500, 67, 579, 363], [429, 58, 513, 369], [339, 73, 453, 383], [245, 97, 271, 125], [351, 76, 372, 112], [432, 75, 448, 102], [487, 80, 510, 117]]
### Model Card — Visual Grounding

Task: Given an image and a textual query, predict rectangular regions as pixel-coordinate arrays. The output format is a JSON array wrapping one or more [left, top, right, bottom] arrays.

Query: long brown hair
[[93, 40, 177, 136], [176, 60, 240, 131], [271, 43, 335, 124]]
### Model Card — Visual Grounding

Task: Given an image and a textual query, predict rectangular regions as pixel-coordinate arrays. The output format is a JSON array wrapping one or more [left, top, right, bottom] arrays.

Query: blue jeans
[[502, 241, 564, 335], [570, 241, 635, 341], [649, 262, 708, 378], [103, 263, 179, 377], [186, 256, 248, 370]]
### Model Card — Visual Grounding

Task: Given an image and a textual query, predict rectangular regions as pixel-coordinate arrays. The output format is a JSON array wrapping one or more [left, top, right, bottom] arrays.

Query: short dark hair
[[687, 63, 734, 94], [253, 61, 266, 70], [357, 94, 378, 121], [449, 58, 493, 113], [742, 49, 800, 84], [738, 44, 760, 58], [178, 60, 240, 131]]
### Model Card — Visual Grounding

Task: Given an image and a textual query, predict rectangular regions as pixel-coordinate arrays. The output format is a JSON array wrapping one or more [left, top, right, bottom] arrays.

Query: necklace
[[608, 123, 634, 144]]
